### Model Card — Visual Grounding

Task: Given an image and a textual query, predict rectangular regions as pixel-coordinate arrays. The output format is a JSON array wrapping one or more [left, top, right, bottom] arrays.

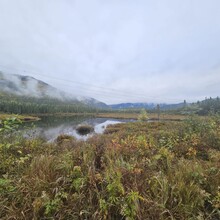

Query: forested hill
[[196, 97, 220, 115], [109, 97, 220, 115], [0, 92, 98, 114], [0, 72, 72, 100], [0, 72, 108, 113]]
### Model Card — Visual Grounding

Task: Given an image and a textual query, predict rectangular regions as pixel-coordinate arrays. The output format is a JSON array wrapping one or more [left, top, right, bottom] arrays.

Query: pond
[[23, 116, 135, 141]]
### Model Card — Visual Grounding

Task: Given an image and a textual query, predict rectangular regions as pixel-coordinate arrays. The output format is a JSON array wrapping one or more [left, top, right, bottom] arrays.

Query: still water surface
[[24, 116, 134, 141]]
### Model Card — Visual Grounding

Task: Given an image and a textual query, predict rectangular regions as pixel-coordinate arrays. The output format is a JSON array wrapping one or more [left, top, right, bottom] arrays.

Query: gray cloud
[[0, 0, 220, 104]]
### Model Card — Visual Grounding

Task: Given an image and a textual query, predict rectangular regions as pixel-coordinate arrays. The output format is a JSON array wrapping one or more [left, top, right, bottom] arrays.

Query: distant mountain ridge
[[109, 102, 186, 110], [109, 102, 157, 109], [0, 72, 108, 108]]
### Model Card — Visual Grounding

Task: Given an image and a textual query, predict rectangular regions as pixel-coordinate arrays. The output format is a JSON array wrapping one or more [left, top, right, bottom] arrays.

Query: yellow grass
[[0, 113, 40, 121], [96, 112, 188, 121]]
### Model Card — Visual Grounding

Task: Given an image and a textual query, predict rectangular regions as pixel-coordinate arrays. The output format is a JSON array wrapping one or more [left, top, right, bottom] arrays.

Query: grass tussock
[[56, 134, 75, 145], [0, 115, 220, 219], [76, 124, 94, 135]]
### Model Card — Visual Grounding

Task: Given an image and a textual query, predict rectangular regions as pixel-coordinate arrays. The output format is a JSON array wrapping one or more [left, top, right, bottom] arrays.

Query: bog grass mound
[[56, 134, 75, 144], [0, 115, 220, 219], [76, 124, 94, 135]]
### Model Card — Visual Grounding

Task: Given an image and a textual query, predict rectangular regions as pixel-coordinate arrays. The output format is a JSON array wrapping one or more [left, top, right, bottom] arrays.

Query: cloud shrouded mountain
[[0, 1, 220, 104], [0, 72, 108, 109]]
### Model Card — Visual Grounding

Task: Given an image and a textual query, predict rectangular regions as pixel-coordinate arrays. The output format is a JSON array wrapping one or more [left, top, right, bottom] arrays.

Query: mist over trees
[[0, 92, 97, 114]]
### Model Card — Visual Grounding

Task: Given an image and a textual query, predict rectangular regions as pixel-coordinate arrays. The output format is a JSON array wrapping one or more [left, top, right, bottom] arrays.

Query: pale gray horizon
[[0, 0, 220, 104]]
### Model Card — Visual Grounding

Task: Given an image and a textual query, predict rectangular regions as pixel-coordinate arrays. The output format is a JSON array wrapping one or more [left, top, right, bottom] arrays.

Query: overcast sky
[[0, 0, 220, 104]]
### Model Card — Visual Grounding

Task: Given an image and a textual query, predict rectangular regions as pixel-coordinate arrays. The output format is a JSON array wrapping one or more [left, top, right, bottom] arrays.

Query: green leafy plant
[[138, 109, 148, 121], [0, 117, 22, 133]]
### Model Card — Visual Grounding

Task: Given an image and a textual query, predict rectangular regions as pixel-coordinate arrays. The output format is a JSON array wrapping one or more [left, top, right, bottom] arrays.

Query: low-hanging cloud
[[0, 0, 220, 104]]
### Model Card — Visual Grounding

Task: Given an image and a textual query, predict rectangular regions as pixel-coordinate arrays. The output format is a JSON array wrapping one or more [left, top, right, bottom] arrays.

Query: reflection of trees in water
[[35, 117, 112, 128], [82, 118, 109, 126], [26, 116, 130, 130], [32, 116, 90, 128]]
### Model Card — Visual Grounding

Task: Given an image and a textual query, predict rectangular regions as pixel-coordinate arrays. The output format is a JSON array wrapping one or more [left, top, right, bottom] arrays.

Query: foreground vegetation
[[0, 113, 40, 122], [0, 115, 220, 219]]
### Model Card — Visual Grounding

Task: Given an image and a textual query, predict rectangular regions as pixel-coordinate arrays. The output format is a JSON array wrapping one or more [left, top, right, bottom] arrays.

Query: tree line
[[196, 97, 220, 115], [0, 93, 98, 114]]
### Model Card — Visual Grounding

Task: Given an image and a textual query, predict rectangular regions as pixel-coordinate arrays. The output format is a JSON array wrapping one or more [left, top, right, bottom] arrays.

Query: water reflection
[[24, 116, 134, 141]]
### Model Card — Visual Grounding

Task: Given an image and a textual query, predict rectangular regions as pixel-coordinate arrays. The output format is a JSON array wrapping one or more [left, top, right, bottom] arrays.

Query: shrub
[[138, 109, 148, 121]]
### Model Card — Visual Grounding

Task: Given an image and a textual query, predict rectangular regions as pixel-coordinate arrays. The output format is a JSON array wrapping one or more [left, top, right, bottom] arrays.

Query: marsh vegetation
[[0, 114, 220, 219]]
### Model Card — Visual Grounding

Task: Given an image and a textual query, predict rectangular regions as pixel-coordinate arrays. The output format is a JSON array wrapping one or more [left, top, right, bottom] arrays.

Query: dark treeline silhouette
[[197, 97, 220, 115], [0, 92, 98, 114]]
